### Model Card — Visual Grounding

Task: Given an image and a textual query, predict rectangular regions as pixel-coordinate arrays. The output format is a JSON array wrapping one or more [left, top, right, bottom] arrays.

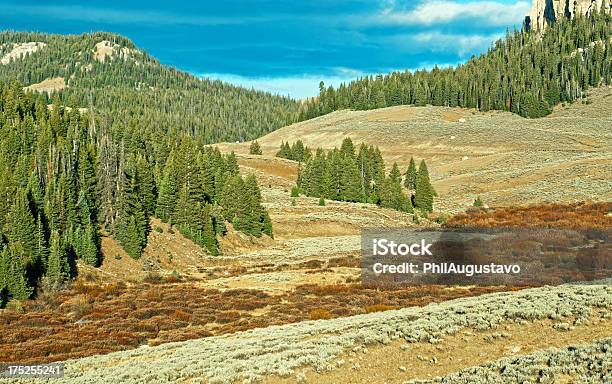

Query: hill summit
[[526, 0, 610, 30]]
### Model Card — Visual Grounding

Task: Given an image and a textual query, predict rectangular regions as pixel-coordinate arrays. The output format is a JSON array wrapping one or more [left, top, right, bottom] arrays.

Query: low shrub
[[364, 304, 398, 313], [309, 309, 332, 320]]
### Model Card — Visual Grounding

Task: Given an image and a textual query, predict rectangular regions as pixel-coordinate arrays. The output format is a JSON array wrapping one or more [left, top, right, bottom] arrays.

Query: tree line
[[301, 11, 610, 119], [288, 138, 436, 213], [276, 140, 311, 162], [0, 81, 272, 306]]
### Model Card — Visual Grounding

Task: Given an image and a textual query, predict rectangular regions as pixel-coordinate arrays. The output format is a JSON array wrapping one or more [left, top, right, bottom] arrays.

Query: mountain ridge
[[0, 31, 303, 144], [526, 0, 610, 31]]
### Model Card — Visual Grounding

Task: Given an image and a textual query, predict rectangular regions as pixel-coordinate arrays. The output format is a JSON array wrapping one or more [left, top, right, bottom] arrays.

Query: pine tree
[[0, 247, 9, 302], [389, 162, 401, 184], [262, 210, 273, 238], [276, 141, 291, 159], [4, 188, 37, 265], [115, 162, 148, 259], [473, 196, 484, 207], [78, 146, 98, 214], [135, 154, 156, 217], [249, 140, 263, 155], [0, 165, 16, 230], [173, 184, 192, 227], [220, 175, 245, 223], [35, 213, 48, 269], [97, 130, 117, 231], [156, 153, 179, 223], [340, 137, 356, 159], [415, 160, 435, 213], [339, 157, 363, 202], [197, 203, 218, 255], [290, 140, 308, 162], [244, 174, 263, 237], [3, 244, 33, 300], [77, 199, 99, 266], [81, 221, 99, 266], [379, 177, 412, 213], [404, 157, 417, 190], [27, 171, 44, 216], [46, 230, 69, 286]]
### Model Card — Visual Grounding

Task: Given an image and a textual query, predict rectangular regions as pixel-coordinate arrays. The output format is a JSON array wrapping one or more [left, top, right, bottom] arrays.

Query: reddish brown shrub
[[309, 309, 333, 320], [364, 304, 398, 313]]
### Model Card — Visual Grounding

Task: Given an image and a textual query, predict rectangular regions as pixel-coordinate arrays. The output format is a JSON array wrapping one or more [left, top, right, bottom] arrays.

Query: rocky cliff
[[526, 0, 610, 30]]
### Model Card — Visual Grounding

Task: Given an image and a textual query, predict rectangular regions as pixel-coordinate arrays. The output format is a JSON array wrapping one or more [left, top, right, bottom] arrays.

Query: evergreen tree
[[379, 177, 412, 212], [249, 140, 263, 155], [4, 188, 37, 266], [276, 141, 291, 159], [46, 230, 69, 286], [114, 162, 148, 259], [389, 162, 401, 184], [244, 174, 263, 237], [404, 157, 417, 190], [339, 157, 363, 202], [34, 214, 48, 270], [415, 160, 435, 213], [340, 137, 356, 159], [135, 154, 156, 217], [4, 245, 33, 300], [262, 211, 273, 238], [0, 165, 15, 230], [156, 152, 179, 223]]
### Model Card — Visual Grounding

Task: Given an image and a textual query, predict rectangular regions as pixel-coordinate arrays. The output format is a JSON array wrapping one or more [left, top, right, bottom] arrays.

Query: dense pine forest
[[290, 138, 436, 214], [0, 82, 272, 306], [0, 31, 302, 144], [301, 11, 611, 119]]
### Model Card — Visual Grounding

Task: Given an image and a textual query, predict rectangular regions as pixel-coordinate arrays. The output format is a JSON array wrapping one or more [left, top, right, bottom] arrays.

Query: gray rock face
[[525, 0, 610, 31]]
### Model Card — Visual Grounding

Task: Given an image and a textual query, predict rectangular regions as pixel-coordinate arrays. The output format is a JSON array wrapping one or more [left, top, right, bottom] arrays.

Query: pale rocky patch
[[0, 42, 46, 64]]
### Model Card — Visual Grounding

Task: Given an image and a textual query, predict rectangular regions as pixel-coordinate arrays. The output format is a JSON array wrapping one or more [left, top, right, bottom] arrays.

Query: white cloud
[[198, 71, 365, 100], [401, 31, 503, 56], [376, 0, 530, 27]]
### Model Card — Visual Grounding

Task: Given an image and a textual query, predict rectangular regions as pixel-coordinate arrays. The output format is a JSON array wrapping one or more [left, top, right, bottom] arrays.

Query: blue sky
[[1, 1, 530, 98]]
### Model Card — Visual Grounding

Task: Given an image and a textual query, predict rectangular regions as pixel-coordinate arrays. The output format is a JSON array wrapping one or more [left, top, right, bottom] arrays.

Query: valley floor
[[4, 284, 609, 383], [1, 88, 610, 383]]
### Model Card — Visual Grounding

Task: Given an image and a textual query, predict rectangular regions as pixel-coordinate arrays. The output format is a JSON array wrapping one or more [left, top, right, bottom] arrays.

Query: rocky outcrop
[[525, 0, 610, 31]]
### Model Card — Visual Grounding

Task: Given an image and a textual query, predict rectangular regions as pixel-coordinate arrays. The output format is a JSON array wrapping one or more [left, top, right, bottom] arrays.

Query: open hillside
[[220, 86, 612, 213]]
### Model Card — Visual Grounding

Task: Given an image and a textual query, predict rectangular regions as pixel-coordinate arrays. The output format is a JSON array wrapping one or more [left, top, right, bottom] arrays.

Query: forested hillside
[[0, 31, 302, 143], [0, 82, 272, 306], [302, 11, 610, 119]]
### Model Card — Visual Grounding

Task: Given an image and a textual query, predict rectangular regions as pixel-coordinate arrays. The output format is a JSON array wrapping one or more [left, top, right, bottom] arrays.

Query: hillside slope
[[0, 31, 301, 143], [300, 11, 610, 120], [221, 86, 612, 213]]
